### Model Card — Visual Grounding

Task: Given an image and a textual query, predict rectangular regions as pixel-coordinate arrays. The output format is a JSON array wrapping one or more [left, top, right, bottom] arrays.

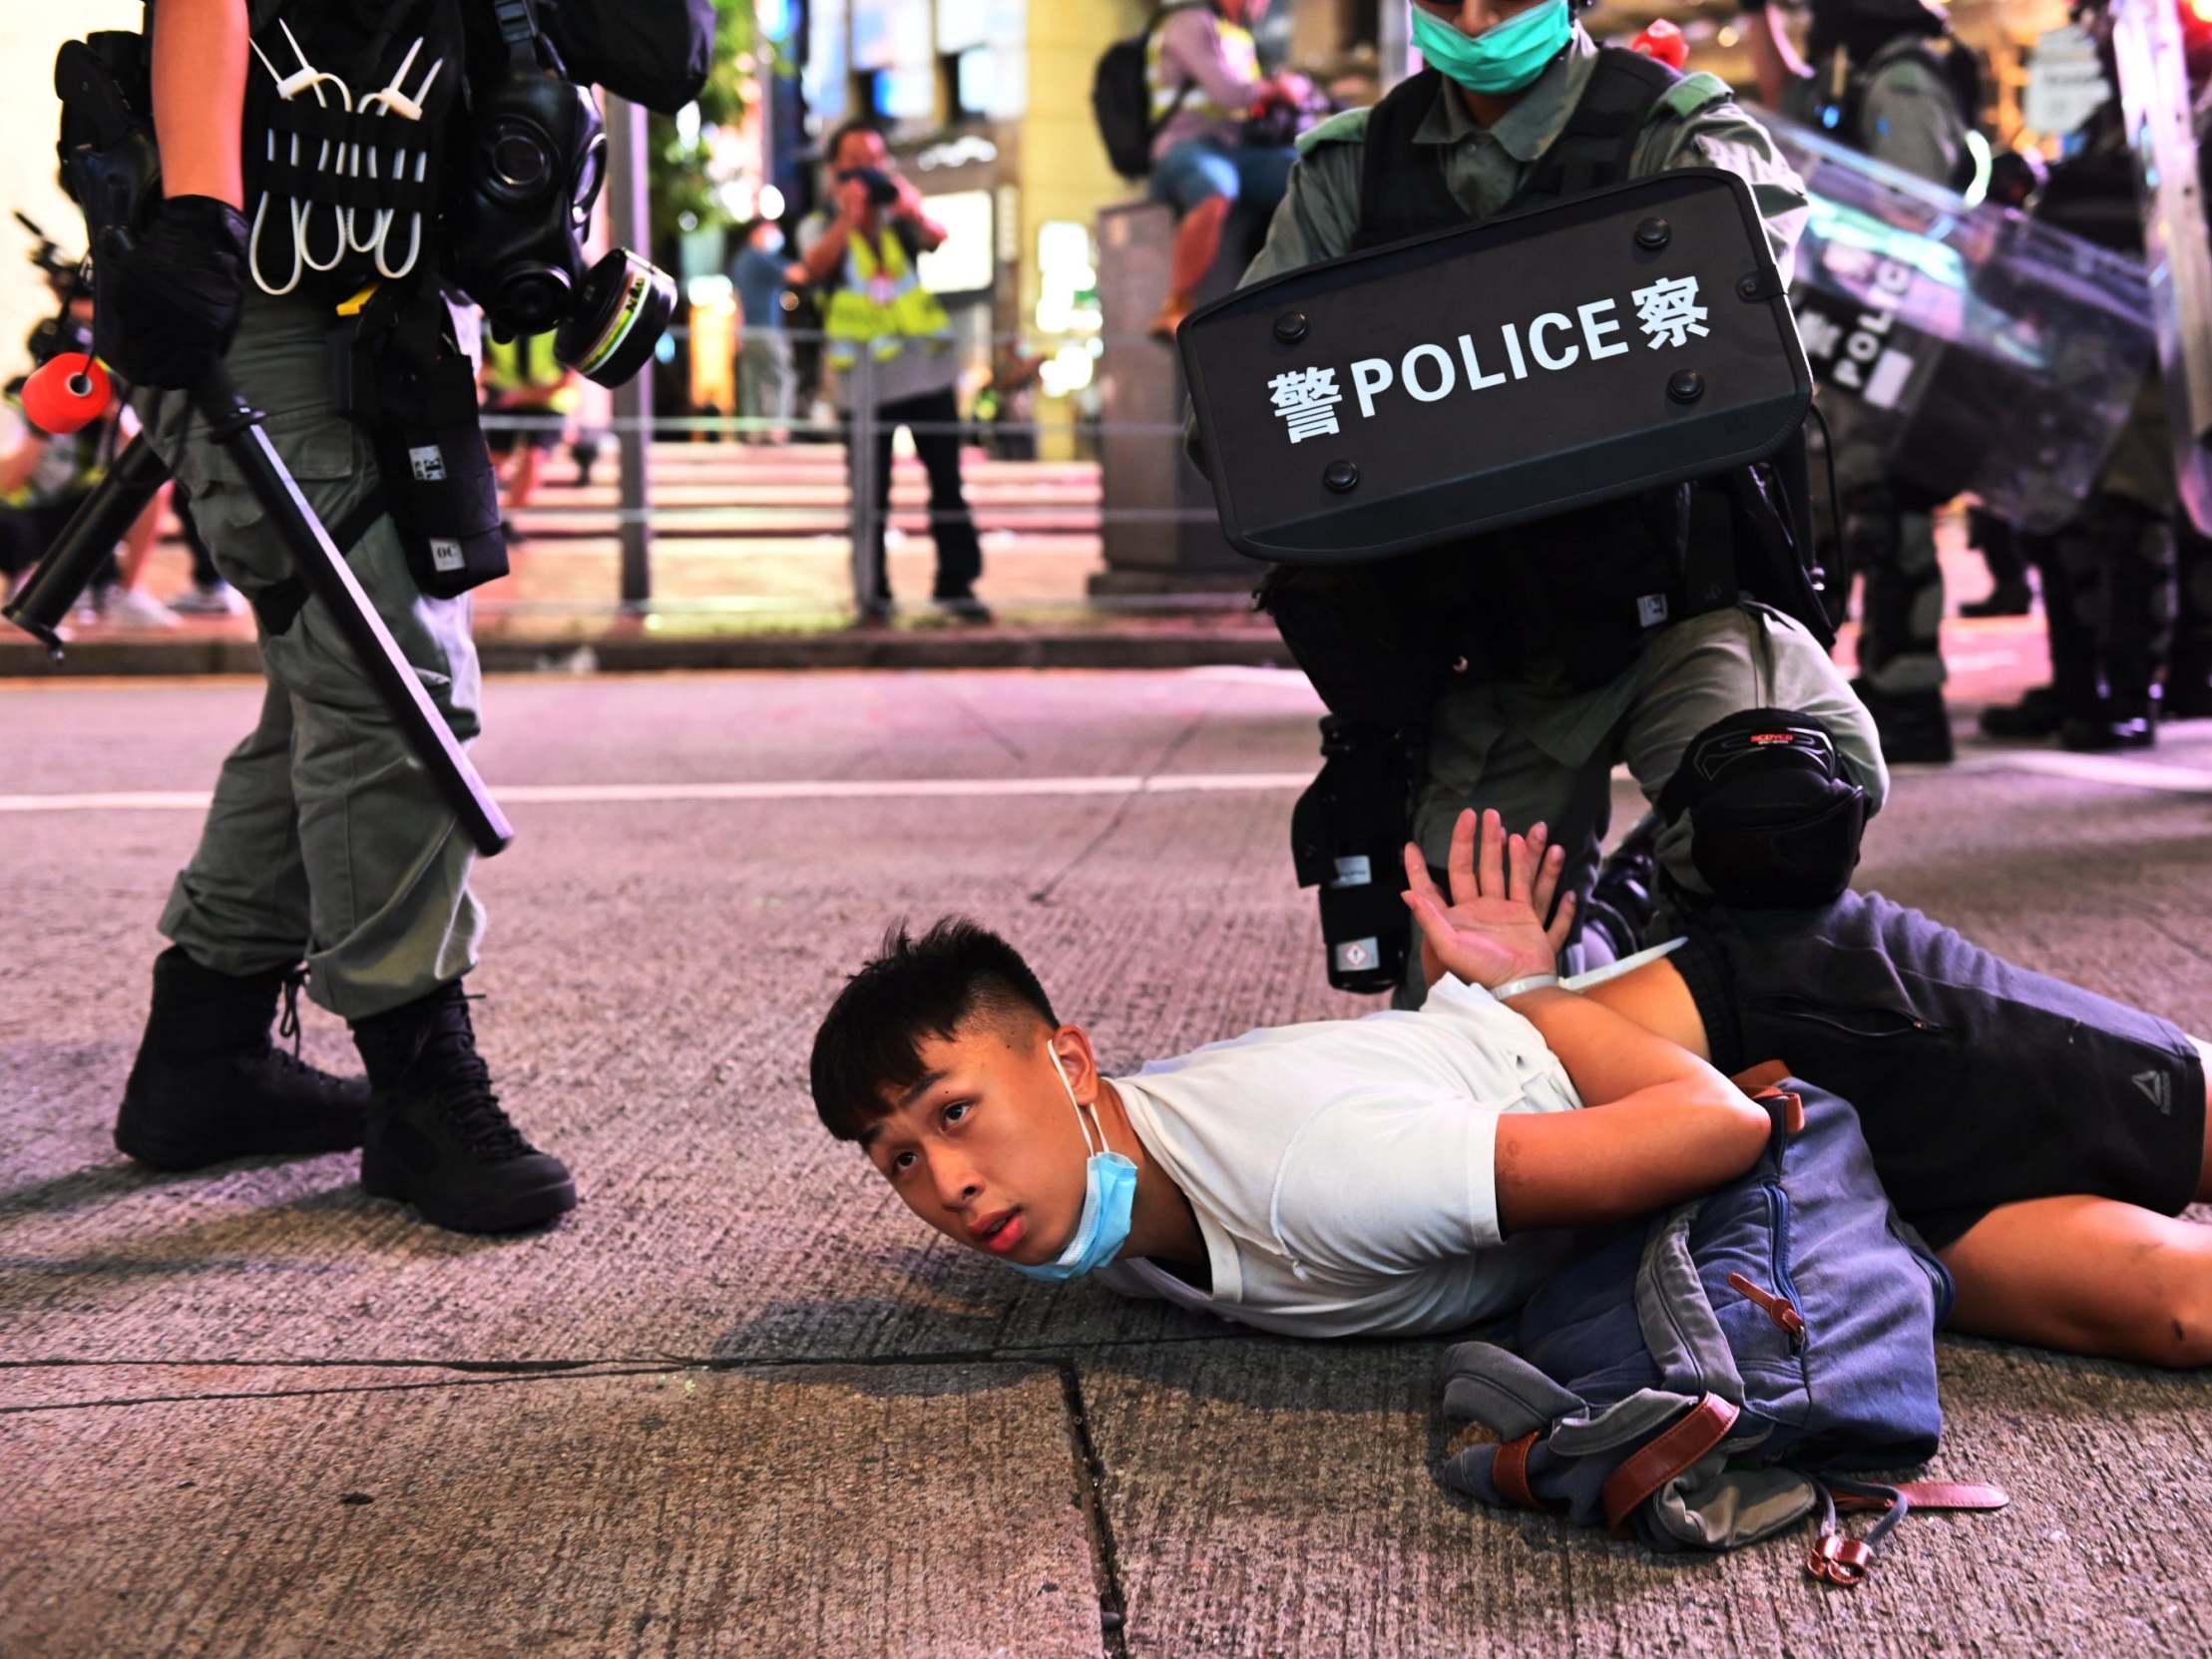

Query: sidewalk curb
[[0, 629, 1295, 678]]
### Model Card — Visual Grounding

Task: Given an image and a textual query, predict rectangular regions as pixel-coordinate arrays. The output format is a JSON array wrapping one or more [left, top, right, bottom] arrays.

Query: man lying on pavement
[[808, 809, 2211, 1367]]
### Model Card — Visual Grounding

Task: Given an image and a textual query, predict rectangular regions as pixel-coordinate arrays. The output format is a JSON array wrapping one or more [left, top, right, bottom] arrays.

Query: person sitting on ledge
[[1144, 0, 1308, 338], [809, 808, 2211, 1367]]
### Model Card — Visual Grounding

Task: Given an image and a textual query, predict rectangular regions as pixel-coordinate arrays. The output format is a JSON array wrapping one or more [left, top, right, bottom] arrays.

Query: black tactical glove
[[96, 195, 249, 391]]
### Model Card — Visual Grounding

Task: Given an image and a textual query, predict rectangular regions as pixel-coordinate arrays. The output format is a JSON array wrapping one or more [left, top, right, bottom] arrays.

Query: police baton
[[191, 364, 515, 856]]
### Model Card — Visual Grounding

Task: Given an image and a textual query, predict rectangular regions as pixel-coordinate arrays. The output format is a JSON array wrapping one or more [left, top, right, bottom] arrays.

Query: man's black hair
[[824, 118, 885, 168], [810, 917, 1059, 1142]]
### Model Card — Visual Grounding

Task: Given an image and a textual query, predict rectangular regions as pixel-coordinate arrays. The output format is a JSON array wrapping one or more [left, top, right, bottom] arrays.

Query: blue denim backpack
[[1437, 1065, 2006, 1585]]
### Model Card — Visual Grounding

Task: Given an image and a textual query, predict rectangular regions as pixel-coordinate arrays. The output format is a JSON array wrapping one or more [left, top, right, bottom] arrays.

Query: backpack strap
[[1352, 69, 1464, 249], [1834, 1480, 2008, 1514], [1599, 1390, 1740, 1537], [1517, 46, 1680, 208]]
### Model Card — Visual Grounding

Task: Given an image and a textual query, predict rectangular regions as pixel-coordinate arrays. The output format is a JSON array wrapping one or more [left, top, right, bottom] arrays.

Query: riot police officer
[[1221, 0, 1887, 999], [97, 0, 574, 1232], [1741, 0, 1978, 763], [1981, 45, 2181, 749]]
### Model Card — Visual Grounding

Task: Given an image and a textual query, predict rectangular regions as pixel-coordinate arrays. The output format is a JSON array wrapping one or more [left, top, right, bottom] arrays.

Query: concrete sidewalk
[[5, 668, 2208, 1656]]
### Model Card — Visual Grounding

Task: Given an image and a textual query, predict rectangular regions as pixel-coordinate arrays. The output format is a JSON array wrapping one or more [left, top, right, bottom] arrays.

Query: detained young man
[[809, 811, 2212, 1368]]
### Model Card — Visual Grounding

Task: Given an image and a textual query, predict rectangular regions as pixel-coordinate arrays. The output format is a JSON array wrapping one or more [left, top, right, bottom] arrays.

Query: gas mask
[[444, 9, 674, 389]]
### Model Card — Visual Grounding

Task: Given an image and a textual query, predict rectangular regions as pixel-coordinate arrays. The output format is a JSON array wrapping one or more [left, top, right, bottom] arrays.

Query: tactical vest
[[1283, 51, 1810, 704], [1835, 36, 1981, 194]]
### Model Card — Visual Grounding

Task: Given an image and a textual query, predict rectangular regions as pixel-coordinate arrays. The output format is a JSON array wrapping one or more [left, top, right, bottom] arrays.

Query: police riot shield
[[2108, 0, 2212, 535], [1764, 109, 2156, 533], [1177, 170, 1810, 565]]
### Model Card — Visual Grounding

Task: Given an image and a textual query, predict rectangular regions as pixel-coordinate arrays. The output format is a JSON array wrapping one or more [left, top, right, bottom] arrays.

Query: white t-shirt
[[1094, 975, 1583, 1340]]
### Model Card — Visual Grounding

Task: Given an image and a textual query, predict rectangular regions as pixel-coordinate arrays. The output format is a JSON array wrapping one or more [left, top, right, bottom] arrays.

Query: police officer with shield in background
[[1740, 0, 1978, 762], [1981, 39, 2172, 749], [1208, 0, 1887, 1003], [84, 0, 700, 1231], [1981, 5, 2212, 745]]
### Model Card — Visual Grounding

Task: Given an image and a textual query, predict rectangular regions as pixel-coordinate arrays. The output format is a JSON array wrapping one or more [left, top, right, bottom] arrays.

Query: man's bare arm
[[153, 0, 249, 207], [1406, 808, 1768, 1233], [1496, 977, 1765, 1233]]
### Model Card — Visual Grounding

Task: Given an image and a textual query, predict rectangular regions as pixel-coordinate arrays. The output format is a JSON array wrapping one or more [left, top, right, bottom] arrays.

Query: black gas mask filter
[[445, 0, 673, 389]]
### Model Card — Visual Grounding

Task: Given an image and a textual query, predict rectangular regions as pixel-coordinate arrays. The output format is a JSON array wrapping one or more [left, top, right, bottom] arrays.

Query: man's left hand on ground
[[1402, 807, 1574, 993]]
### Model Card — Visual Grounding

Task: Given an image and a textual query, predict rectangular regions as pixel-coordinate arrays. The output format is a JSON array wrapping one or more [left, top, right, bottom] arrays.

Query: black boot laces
[[266, 969, 349, 1096], [422, 996, 533, 1161], [277, 970, 305, 1056]]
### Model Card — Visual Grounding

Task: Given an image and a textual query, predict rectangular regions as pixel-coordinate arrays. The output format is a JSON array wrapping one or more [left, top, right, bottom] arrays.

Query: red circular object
[[22, 352, 113, 435], [1631, 19, 1689, 70]]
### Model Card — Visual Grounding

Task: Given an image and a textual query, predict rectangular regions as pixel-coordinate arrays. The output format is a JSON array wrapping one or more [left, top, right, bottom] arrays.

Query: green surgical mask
[[1411, 0, 1573, 96]]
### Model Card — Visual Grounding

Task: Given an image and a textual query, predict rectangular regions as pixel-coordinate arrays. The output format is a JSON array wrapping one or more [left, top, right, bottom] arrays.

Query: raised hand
[[1401, 808, 1576, 993]]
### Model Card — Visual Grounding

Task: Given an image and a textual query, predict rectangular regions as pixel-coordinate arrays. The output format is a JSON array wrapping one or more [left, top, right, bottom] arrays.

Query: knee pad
[[1658, 710, 1868, 908]]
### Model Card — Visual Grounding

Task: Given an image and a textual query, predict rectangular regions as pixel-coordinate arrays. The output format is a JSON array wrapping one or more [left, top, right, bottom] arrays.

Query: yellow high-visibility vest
[[822, 227, 952, 368], [484, 331, 581, 411]]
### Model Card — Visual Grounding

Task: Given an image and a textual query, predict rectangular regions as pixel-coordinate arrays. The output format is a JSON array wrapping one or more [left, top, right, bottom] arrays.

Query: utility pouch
[[345, 286, 508, 599], [375, 413, 508, 600]]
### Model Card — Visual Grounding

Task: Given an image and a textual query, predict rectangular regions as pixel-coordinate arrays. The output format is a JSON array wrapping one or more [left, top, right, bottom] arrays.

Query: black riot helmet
[[1807, 0, 1950, 65]]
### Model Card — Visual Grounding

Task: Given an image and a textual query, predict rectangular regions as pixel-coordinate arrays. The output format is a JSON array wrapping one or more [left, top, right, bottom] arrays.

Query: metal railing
[[472, 326, 1253, 624]]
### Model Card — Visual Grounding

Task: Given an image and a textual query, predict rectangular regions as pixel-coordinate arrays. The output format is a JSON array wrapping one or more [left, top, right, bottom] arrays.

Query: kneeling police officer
[[92, 0, 695, 1230], [1224, 0, 1885, 998]]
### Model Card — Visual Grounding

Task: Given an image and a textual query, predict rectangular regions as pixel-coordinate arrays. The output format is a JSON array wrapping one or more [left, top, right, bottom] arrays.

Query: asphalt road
[[5, 662, 2210, 1657]]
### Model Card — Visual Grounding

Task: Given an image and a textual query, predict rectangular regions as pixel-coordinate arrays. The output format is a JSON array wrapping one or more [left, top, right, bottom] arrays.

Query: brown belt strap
[[1599, 1393, 1741, 1537], [1493, 1433, 1543, 1510], [1729, 1058, 1791, 1094], [1833, 1480, 2009, 1513], [1728, 1059, 1802, 1131]]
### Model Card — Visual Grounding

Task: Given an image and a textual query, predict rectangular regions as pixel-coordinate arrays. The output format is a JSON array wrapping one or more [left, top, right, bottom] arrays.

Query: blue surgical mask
[[1412, 0, 1573, 95], [1009, 1044, 1138, 1282]]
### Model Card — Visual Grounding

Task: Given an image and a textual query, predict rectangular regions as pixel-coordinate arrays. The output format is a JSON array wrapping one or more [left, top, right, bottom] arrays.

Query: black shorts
[[1673, 891, 2206, 1250]]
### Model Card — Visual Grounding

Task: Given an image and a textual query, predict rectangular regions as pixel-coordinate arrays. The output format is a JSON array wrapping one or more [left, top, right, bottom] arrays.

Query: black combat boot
[[1979, 684, 2063, 739], [115, 947, 369, 1171], [351, 983, 576, 1233], [2059, 691, 2157, 752], [1851, 678, 1954, 765]]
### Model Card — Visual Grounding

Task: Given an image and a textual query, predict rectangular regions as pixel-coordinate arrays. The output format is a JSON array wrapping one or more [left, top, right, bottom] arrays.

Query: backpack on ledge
[[1436, 1064, 2007, 1585]]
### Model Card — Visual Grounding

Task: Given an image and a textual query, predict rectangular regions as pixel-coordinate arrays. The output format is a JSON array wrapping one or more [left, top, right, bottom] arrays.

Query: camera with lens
[[836, 166, 902, 208]]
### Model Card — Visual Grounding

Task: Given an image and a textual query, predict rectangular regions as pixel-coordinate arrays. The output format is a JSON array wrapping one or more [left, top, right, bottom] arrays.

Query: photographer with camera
[[79, 0, 699, 1232], [1144, 0, 1312, 339], [799, 121, 988, 626]]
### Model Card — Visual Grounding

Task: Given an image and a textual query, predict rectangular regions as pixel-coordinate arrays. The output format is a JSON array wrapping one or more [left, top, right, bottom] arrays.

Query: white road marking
[[0, 772, 1320, 815], [4, 749, 2207, 817]]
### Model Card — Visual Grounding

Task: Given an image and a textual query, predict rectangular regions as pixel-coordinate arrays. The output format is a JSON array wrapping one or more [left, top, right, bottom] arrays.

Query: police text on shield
[[1266, 275, 1709, 446]]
